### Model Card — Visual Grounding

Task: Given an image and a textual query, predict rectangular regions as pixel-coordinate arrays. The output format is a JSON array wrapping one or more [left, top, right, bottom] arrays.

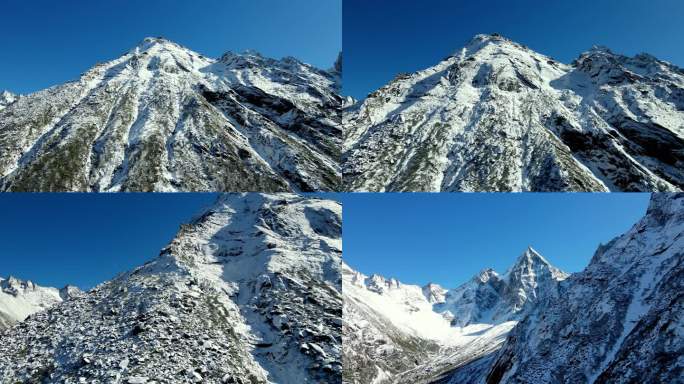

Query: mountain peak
[[1, 276, 34, 293], [463, 33, 519, 54], [139, 36, 175, 47], [129, 36, 191, 56], [514, 246, 550, 267], [468, 33, 511, 45], [588, 45, 614, 54], [505, 247, 569, 287]]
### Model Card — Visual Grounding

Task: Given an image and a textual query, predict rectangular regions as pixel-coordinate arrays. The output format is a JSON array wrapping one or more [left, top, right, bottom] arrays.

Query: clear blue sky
[[342, 193, 651, 288], [0, 193, 217, 289], [0, 193, 650, 291], [344, 0, 684, 99], [0, 0, 341, 94], [0, 193, 339, 290]]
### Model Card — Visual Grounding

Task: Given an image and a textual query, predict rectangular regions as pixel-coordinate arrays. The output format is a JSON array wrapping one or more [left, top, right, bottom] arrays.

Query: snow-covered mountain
[[0, 38, 342, 192], [0, 91, 17, 111], [0, 276, 81, 330], [0, 193, 342, 383], [344, 34, 684, 192], [486, 193, 684, 384], [342, 247, 567, 384]]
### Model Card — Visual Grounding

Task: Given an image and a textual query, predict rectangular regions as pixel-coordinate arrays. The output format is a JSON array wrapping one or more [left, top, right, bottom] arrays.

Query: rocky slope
[[0, 38, 342, 192], [0, 276, 81, 330], [344, 34, 684, 192], [342, 248, 567, 384], [0, 193, 342, 383], [486, 193, 684, 384]]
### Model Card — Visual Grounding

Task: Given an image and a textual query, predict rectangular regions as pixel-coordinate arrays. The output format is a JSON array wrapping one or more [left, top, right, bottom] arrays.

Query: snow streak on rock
[[0, 38, 342, 192], [0, 193, 342, 383], [344, 34, 684, 192]]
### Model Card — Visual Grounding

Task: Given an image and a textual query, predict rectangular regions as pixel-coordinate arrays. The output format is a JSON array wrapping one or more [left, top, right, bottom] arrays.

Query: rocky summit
[[0, 38, 342, 192], [0, 193, 342, 383], [344, 34, 684, 192]]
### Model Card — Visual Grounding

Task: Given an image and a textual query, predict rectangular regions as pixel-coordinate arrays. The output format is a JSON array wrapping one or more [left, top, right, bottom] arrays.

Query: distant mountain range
[[343, 247, 568, 383], [0, 38, 342, 192], [0, 277, 81, 330], [343, 193, 683, 383], [344, 34, 684, 192]]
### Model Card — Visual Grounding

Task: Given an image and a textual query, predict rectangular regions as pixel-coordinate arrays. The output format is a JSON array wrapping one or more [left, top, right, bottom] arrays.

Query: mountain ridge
[[0, 38, 342, 192], [343, 33, 684, 192], [0, 193, 342, 383]]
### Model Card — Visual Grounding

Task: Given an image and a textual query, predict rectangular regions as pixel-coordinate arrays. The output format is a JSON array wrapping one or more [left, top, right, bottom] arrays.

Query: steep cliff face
[[344, 34, 684, 192], [343, 248, 567, 384], [0, 194, 342, 383], [487, 193, 684, 384], [0, 38, 342, 192]]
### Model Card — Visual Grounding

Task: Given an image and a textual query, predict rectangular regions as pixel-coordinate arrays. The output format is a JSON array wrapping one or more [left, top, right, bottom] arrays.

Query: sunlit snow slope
[[0, 38, 342, 192], [344, 34, 684, 192]]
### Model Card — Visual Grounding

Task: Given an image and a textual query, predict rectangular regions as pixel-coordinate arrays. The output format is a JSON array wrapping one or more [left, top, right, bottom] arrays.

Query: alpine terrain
[[0, 193, 342, 383], [342, 247, 568, 384], [0, 276, 81, 330], [486, 193, 684, 384], [343, 34, 684, 192], [0, 38, 342, 192]]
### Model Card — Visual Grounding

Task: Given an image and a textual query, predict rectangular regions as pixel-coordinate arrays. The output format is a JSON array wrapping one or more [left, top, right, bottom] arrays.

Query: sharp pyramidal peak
[[0, 37, 343, 192], [343, 33, 684, 192]]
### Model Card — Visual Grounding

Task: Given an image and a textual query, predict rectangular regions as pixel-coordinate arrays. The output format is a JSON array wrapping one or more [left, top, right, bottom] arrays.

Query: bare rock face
[[0, 38, 342, 192], [344, 34, 684, 192], [486, 193, 684, 384], [0, 193, 342, 383]]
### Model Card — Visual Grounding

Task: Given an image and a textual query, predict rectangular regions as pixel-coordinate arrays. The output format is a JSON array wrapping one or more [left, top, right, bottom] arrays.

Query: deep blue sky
[[0, 193, 340, 290], [0, 193, 650, 291], [0, 0, 341, 94], [344, 0, 684, 99], [0, 193, 217, 289], [342, 193, 651, 288]]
